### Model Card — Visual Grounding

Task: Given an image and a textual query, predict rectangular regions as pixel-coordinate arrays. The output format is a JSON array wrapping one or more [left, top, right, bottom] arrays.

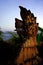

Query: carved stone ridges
[[15, 6, 39, 65], [19, 6, 28, 21], [15, 6, 38, 39]]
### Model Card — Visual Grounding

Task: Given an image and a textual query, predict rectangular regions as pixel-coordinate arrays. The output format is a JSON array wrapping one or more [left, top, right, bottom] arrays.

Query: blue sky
[[0, 0, 43, 31]]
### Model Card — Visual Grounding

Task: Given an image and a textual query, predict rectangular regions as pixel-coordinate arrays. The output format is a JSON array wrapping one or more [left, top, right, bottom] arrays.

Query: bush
[[0, 31, 3, 41]]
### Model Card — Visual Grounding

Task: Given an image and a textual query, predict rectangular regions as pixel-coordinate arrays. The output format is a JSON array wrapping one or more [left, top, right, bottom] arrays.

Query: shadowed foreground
[[0, 40, 23, 65], [0, 40, 43, 65]]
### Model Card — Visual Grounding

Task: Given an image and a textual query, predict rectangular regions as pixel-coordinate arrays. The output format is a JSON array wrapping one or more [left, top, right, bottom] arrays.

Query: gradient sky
[[0, 0, 43, 31]]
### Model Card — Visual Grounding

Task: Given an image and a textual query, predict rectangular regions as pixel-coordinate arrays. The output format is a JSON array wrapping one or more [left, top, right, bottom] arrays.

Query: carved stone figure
[[15, 6, 41, 65]]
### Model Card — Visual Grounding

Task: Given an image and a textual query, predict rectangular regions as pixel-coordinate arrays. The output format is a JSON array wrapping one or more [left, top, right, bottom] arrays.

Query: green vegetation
[[36, 27, 43, 43], [38, 27, 43, 32], [0, 31, 3, 41]]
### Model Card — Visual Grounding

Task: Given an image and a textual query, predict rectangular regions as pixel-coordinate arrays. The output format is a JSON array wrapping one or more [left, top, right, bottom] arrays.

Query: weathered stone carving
[[15, 6, 38, 39], [15, 6, 40, 65]]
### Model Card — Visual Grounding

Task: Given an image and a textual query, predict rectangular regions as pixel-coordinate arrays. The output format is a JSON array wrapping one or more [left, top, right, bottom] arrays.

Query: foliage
[[10, 34, 19, 42], [36, 27, 43, 43], [0, 31, 3, 41], [38, 27, 43, 32], [0, 31, 3, 35], [0, 37, 3, 41]]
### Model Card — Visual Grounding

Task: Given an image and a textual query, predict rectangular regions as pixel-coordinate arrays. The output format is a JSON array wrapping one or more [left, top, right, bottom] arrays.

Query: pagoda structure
[[15, 6, 40, 65]]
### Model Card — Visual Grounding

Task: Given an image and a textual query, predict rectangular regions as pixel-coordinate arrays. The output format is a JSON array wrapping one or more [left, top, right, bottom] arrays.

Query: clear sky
[[0, 0, 43, 31]]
